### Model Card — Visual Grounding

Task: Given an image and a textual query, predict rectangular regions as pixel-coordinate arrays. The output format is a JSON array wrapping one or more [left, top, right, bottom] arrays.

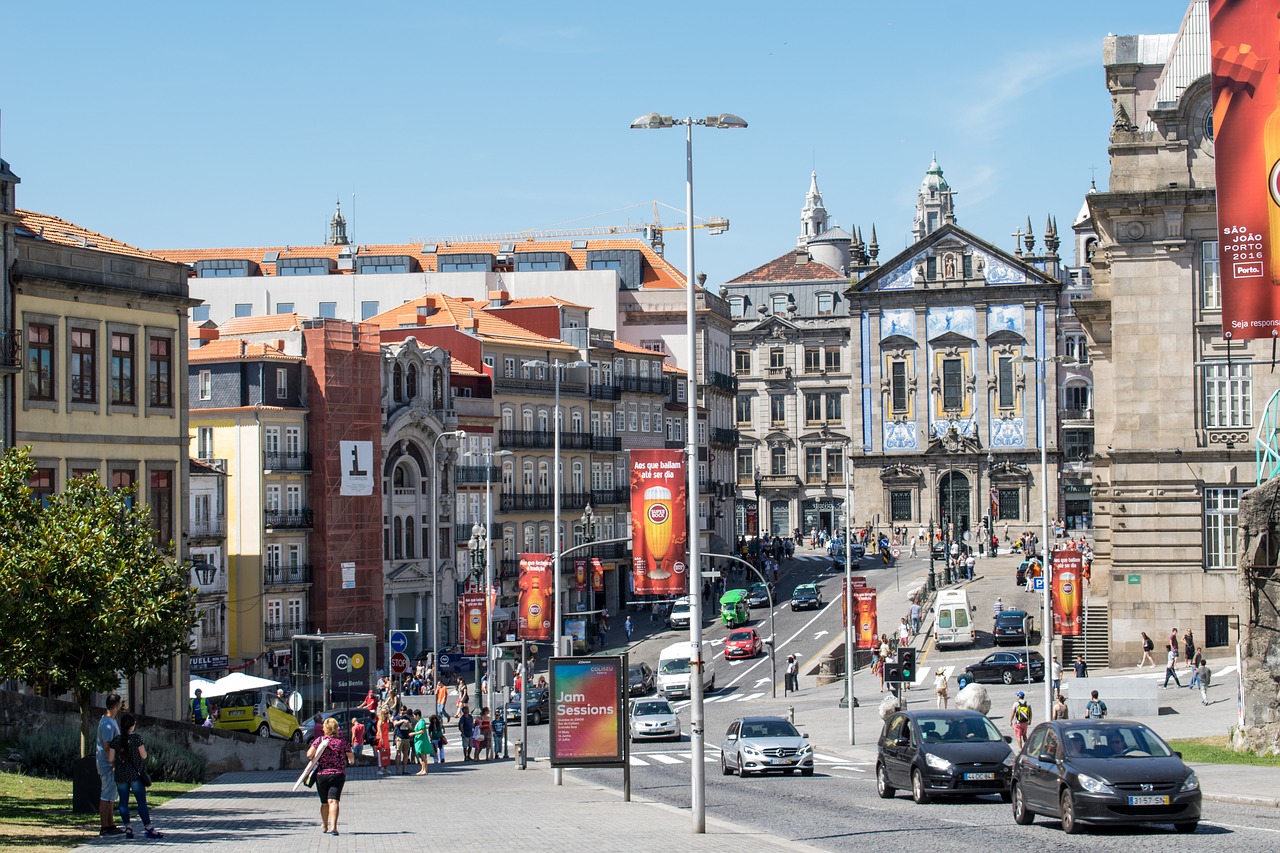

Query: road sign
[[1032, 576, 1046, 592], [890, 546, 901, 558], [390, 651, 410, 674], [439, 654, 450, 667], [390, 631, 409, 653]]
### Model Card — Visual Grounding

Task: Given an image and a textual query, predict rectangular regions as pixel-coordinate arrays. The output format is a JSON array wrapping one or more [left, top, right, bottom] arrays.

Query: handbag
[[441, 736, 448, 745], [139, 767, 153, 788], [302, 765, 318, 788]]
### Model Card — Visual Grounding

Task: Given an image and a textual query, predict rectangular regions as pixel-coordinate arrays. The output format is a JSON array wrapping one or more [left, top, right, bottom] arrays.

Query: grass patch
[[1168, 736, 1280, 767], [0, 770, 198, 851]]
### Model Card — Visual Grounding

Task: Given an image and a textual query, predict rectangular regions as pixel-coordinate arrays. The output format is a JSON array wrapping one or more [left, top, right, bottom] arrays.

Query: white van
[[933, 590, 975, 647], [656, 641, 716, 700]]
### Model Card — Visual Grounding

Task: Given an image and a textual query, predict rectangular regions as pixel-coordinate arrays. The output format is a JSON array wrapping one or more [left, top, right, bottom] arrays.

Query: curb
[[1202, 792, 1280, 809]]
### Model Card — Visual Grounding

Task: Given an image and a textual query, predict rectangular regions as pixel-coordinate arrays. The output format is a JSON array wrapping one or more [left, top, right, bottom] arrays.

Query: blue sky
[[3, 2, 1187, 287]]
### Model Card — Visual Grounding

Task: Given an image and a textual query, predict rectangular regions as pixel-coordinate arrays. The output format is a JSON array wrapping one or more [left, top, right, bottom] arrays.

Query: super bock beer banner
[[517, 553, 553, 642], [854, 589, 878, 651], [1052, 550, 1083, 638], [458, 592, 488, 657], [629, 449, 688, 596]]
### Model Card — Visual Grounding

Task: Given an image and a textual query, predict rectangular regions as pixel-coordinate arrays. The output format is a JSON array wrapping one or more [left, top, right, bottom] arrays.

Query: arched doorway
[[938, 471, 971, 538]]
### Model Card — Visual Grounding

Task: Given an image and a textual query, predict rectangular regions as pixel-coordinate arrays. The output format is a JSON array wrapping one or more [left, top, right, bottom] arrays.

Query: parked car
[[930, 541, 948, 561], [724, 628, 763, 659], [628, 662, 655, 696], [503, 687, 550, 725], [1011, 720, 1201, 834], [719, 716, 813, 777], [850, 541, 866, 559], [876, 710, 1014, 804], [629, 698, 681, 741], [965, 650, 1046, 685], [745, 582, 774, 608], [667, 597, 691, 629], [301, 707, 376, 740], [993, 610, 1029, 646], [790, 583, 822, 611], [1016, 560, 1032, 586], [214, 690, 303, 741]]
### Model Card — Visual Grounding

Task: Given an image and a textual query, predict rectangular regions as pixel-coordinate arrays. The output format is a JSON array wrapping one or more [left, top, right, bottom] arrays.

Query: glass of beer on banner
[[644, 485, 674, 579]]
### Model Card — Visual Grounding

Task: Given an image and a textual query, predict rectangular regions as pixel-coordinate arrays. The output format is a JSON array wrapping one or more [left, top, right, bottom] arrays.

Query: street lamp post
[[754, 467, 763, 539], [1024, 353, 1064, 721], [631, 109, 747, 835], [429, 429, 466, 690], [467, 445, 513, 719], [842, 449, 855, 744], [928, 515, 936, 593]]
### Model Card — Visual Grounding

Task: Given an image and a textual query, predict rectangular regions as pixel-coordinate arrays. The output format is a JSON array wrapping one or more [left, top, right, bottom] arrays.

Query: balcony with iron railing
[[499, 430, 594, 450], [665, 439, 684, 450], [587, 542, 628, 559], [590, 384, 622, 401], [264, 619, 308, 643], [591, 488, 627, 506], [711, 427, 740, 447], [499, 558, 520, 580], [709, 371, 738, 393], [592, 435, 622, 451], [188, 515, 227, 538], [1062, 407, 1094, 422], [263, 451, 312, 472], [264, 508, 313, 530], [454, 465, 501, 484], [455, 522, 502, 542], [0, 330, 20, 372], [264, 564, 311, 586], [616, 374, 667, 395], [501, 493, 552, 512], [493, 375, 586, 397]]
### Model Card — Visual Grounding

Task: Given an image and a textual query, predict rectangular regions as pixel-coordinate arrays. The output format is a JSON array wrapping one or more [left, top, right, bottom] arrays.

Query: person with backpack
[[1084, 690, 1108, 719], [1009, 692, 1033, 750], [1139, 631, 1155, 667]]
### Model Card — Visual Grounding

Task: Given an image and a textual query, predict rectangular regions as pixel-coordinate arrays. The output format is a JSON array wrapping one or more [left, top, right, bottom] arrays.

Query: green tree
[[0, 447, 196, 756]]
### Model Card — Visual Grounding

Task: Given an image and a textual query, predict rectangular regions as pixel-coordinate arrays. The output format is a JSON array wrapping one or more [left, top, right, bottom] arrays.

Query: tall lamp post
[[631, 110, 747, 835], [754, 467, 763, 539], [467, 445, 513, 717], [526, 357, 586, 787], [827, 443, 856, 744], [429, 429, 466, 690]]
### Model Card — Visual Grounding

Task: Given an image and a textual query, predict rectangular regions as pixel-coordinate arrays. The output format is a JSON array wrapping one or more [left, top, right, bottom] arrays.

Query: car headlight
[[925, 753, 953, 772], [798, 743, 813, 755], [1180, 771, 1200, 792], [1001, 752, 1016, 767], [741, 746, 761, 756], [1076, 772, 1115, 794]]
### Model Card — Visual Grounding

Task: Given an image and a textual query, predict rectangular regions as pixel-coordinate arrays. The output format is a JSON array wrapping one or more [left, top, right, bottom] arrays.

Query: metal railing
[[616, 374, 667, 395], [188, 516, 227, 538], [592, 435, 622, 451], [591, 488, 627, 506], [265, 564, 311, 586], [711, 427, 739, 447], [1061, 407, 1093, 421], [493, 375, 586, 396], [263, 451, 312, 471], [0, 330, 20, 369], [499, 430, 594, 449], [710, 371, 738, 393], [264, 508, 313, 529], [264, 620, 308, 643], [590, 384, 622, 401], [454, 465, 501, 484]]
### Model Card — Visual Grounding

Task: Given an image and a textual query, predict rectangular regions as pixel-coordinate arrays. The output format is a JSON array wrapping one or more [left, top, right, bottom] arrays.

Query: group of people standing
[[94, 692, 163, 839]]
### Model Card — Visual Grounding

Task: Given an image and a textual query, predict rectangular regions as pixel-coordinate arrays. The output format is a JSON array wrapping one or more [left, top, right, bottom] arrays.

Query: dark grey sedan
[[876, 710, 1013, 803]]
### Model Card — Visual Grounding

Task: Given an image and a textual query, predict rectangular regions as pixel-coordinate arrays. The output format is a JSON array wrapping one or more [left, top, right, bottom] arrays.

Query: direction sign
[[1032, 576, 1046, 592], [390, 651, 410, 674], [390, 631, 409, 653]]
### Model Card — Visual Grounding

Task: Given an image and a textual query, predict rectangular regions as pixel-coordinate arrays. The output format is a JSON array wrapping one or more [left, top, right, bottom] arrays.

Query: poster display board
[[518, 553, 553, 641], [549, 656, 625, 768], [1052, 550, 1083, 638], [629, 450, 688, 596]]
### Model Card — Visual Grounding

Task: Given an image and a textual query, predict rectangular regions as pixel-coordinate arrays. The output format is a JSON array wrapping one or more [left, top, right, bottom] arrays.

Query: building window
[[825, 393, 842, 421], [1063, 334, 1089, 364], [276, 302, 294, 314], [804, 348, 822, 373], [826, 450, 843, 478], [318, 302, 337, 319], [1063, 429, 1094, 462], [234, 304, 253, 317], [816, 292, 835, 315], [735, 394, 752, 423], [805, 448, 823, 478], [771, 294, 788, 314], [276, 368, 288, 398], [198, 369, 212, 401], [729, 297, 746, 318], [770, 447, 787, 475], [27, 323, 55, 401], [149, 336, 172, 407], [1204, 614, 1230, 648], [941, 358, 963, 410], [191, 305, 210, 322], [1201, 240, 1221, 310], [825, 346, 841, 372], [734, 349, 751, 373], [804, 393, 822, 423], [769, 348, 784, 369], [890, 360, 908, 413], [997, 488, 1020, 520], [1204, 487, 1244, 570], [29, 467, 55, 506], [737, 448, 753, 478], [997, 355, 1015, 408], [197, 426, 214, 459], [110, 332, 135, 406], [890, 490, 913, 521], [770, 395, 786, 423], [361, 300, 380, 320], [150, 470, 173, 547], [1204, 361, 1251, 428], [1064, 383, 1090, 412], [962, 254, 973, 278], [70, 328, 96, 403]]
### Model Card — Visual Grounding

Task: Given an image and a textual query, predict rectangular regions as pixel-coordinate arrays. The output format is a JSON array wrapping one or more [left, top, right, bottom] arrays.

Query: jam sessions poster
[[1210, 0, 1280, 337], [629, 449, 688, 595]]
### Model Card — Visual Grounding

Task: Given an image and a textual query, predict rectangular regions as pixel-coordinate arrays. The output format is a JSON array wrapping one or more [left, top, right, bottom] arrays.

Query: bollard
[[516, 739, 526, 769], [787, 705, 795, 724]]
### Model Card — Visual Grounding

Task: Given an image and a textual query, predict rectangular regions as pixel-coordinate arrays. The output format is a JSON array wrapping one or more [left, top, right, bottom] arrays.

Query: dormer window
[[816, 292, 835, 315], [770, 294, 788, 314], [729, 296, 746, 318]]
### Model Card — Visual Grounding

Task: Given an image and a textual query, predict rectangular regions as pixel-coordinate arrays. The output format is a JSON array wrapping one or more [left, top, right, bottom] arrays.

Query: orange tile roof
[[152, 237, 688, 289], [219, 313, 306, 336], [662, 362, 687, 375], [610, 339, 665, 357], [188, 339, 302, 363], [727, 249, 847, 284], [16, 209, 175, 262], [495, 295, 591, 310], [368, 293, 579, 353]]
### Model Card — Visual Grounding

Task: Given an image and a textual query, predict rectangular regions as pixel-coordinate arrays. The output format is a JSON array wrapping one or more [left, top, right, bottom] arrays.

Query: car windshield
[[1063, 725, 1174, 758], [740, 720, 800, 739], [728, 631, 754, 642], [916, 715, 1003, 743], [634, 702, 673, 716], [795, 587, 815, 597], [629, 666, 645, 678], [659, 658, 690, 675], [672, 602, 690, 612]]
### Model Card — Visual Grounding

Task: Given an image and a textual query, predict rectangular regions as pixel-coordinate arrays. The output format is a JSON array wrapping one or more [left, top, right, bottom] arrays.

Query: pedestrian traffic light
[[884, 660, 903, 683], [898, 647, 916, 682]]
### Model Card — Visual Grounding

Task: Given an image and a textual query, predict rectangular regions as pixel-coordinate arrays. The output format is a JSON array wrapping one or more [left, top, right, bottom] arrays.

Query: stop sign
[[390, 651, 409, 674]]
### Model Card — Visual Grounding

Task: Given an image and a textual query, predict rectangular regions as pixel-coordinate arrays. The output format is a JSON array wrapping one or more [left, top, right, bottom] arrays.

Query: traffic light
[[983, 515, 991, 530], [883, 660, 903, 683], [898, 647, 916, 683]]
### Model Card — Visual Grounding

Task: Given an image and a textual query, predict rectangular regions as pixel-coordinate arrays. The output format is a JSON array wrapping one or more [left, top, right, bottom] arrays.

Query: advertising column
[[630, 449, 688, 596], [549, 656, 625, 767]]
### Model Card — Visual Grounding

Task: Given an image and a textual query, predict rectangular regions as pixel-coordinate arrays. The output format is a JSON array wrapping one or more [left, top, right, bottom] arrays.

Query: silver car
[[630, 698, 681, 741], [720, 716, 814, 777]]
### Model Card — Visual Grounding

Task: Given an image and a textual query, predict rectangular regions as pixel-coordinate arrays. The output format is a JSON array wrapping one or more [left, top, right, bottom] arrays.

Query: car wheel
[[1012, 784, 1035, 824], [1002, 670, 1015, 685], [911, 768, 931, 804], [721, 755, 732, 776], [530, 710, 542, 726], [736, 757, 748, 777], [256, 724, 270, 738], [876, 763, 896, 798], [1059, 789, 1080, 834], [291, 729, 303, 743], [1174, 822, 1199, 834]]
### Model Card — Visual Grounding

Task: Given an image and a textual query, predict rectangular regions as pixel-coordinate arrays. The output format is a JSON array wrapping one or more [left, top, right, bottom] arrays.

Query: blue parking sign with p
[[1032, 577, 1046, 592]]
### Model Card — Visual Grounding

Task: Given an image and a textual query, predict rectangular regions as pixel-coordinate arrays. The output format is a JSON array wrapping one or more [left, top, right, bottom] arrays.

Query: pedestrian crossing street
[[624, 745, 869, 771]]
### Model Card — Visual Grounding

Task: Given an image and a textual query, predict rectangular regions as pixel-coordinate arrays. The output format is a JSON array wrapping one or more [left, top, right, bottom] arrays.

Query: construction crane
[[421, 205, 728, 257]]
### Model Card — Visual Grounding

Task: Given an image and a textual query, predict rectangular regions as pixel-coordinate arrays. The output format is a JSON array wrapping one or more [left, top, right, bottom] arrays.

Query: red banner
[[1210, 1, 1280, 338], [591, 557, 605, 593], [841, 577, 868, 628], [573, 557, 587, 592], [1052, 550, 1083, 638], [854, 590, 878, 650], [459, 592, 487, 657], [518, 553, 553, 642], [629, 449, 688, 595]]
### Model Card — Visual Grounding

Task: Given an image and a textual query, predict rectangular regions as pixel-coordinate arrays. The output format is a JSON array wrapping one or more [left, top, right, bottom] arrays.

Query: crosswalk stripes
[[623, 747, 872, 771], [648, 753, 682, 764]]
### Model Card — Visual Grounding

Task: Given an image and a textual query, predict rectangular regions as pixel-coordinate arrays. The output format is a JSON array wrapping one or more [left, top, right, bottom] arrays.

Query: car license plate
[[1128, 795, 1170, 806], [965, 772, 995, 781]]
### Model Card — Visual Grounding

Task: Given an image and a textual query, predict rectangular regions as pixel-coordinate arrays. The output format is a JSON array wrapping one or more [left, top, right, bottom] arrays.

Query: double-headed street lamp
[[430, 428, 466, 690], [631, 110, 747, 835], [466, 445, 513, 715]]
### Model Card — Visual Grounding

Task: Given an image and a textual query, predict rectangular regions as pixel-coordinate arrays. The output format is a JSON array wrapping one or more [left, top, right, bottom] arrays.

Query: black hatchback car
[[965, 650, 1045, 684], [993, 610, 1029, 646], [876, 710, 1014, 803], [628, 662, 655, 696], [1011, 720, 1201, 834], [503, 688, 550, 725]]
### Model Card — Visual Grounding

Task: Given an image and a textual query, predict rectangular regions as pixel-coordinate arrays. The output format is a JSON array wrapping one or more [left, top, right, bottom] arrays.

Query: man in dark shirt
[[458, 706, 475, 761], [392, 707, 414, 774]]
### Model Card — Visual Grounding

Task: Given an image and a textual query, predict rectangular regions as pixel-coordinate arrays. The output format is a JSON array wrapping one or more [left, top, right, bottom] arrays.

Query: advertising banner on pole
[[459, 592, 487, 657], [1052, 550, 1083, 638], [591, 557, 605, 593], [1209, 1, 1280, 338], [549, 656, 625, 768], [517, 553, 553, 642], [841, 577, 868, 627], [573, 557, 587, 592], [854, 589, 879, 650], [629, 449, 688, 596]]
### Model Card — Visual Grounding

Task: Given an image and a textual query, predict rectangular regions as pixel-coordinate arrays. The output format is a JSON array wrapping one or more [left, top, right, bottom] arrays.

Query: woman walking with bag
[[374, 708, 392, 776], [309, 717, 354, 835], [1138, 631, 1155, 667], [113, 713, 162, 840], [411, 709, 433, 775], [428, 713, 446, 764]]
